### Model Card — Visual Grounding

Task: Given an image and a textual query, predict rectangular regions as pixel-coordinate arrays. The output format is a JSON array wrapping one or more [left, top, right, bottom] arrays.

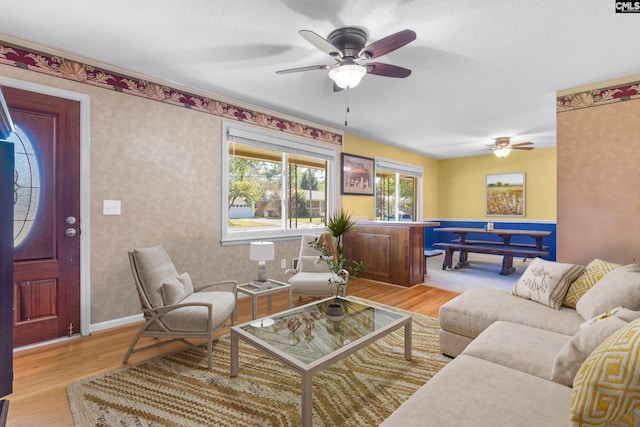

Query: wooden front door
[[5, 87, 81, 347]]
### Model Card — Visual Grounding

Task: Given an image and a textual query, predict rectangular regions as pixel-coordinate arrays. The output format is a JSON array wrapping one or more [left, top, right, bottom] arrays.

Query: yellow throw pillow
[[564, 259, 622, 309], [570, 319, 640, 426]]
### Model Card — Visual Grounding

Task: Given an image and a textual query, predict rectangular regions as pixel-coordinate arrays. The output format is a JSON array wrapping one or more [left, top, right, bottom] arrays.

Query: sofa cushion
[[439, 287, 584, 342], [463, 321, 570, 381], [570, 319, 640, 426], [551, 315, 629, 387], [576, 263, 640, 320], [511, 258, 585, 309], [380, 355, 572, 427], [563, 258, 622, 308]]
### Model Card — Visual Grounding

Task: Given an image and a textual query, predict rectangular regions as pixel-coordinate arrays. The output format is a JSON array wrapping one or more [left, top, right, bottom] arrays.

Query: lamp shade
[[493, 147, 511, 158], [249, 241, 275, 261], [328, 64, 367, 89]]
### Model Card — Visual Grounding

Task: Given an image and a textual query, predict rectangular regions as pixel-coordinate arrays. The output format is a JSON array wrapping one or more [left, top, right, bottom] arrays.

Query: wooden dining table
[[433, 227, 552, 275]]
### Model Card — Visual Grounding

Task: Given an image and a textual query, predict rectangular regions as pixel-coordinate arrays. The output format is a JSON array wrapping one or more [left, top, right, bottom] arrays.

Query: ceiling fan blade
[[366, 62, 412, 78], [276, 64, 331, 74], [299, 30, 342, 57], [510, 142, 534, 147], [333, 82, 344, 92], [359, 29, 416, 59], [512, 146, 535, 150]]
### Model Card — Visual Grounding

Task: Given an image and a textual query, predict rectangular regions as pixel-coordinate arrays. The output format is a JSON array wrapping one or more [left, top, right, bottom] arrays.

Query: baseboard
[[89, 313, 143, 333]]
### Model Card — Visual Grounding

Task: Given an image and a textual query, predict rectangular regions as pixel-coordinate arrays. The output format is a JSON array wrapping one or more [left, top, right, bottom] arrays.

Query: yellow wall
[[341, 133, 439, 220], [437, 147, 557, 221], [343, 133, 556, 222]]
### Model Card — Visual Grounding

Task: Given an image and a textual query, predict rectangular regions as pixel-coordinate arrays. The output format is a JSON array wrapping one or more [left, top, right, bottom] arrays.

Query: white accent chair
[[285, 234, 349, 298], [124, 244, 237, 368]]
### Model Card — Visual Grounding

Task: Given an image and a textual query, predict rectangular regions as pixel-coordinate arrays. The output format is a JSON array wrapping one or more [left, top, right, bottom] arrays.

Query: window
[[9, 125, 41, 247], [222, 122, 337, 243], [374, 158, 423, 222]]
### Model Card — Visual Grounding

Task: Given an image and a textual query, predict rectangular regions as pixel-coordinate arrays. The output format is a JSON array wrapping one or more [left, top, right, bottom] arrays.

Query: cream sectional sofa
[[381, 260, 640, 427]]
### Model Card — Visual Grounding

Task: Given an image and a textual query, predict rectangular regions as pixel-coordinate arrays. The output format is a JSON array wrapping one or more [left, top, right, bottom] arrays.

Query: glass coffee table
[[230, 297, 412, 426]]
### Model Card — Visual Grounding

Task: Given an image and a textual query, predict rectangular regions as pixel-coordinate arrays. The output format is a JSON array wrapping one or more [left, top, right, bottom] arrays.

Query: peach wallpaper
[[1, 63, 303, 324], [557, 95, 640, 265]]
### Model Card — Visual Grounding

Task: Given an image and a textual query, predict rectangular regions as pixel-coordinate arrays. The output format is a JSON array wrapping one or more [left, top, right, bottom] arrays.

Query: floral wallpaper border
[[557, 81, 640, 113], [0, 41, 342, 145]]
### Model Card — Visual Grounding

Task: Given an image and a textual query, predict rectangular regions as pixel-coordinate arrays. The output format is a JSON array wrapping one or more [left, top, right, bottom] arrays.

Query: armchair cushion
[[288, 272, 344, 297], [299, 255, 332, 273], [161, 291, 236, 332], [161, 272, 194, 305], [132, 245, 179, 308]]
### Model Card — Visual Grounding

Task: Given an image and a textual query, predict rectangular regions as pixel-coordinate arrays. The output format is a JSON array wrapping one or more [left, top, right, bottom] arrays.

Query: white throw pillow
[[576, 263, 640, 320], [512, 258, 585, 309], [551, 316, 629, 387]]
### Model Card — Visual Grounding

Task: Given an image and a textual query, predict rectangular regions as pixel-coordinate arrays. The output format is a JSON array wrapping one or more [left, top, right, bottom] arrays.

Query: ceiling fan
[[490, 137, 535, 158], [276, 27, 416, 90]]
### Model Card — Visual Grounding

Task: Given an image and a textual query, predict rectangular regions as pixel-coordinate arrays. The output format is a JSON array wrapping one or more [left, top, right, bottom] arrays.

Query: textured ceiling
[[1, 1, 639, 158]]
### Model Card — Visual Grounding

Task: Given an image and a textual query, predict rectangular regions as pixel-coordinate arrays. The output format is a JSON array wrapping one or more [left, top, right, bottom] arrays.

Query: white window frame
[[222, 122, 338, 244], [375, 157, 423, 221]]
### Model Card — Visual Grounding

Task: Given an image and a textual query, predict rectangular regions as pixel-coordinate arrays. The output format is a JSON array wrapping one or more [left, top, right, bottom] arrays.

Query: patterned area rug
[[67, 297, 450, 426]]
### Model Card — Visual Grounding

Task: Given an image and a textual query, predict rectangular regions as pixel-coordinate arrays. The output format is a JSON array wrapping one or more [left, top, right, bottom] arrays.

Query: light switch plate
[[103, 200, 121, 215]]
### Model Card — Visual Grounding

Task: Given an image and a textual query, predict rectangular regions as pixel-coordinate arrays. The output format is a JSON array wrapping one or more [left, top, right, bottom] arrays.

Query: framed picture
[[486, 172, 525, 216], [341, 153, 374, 195]]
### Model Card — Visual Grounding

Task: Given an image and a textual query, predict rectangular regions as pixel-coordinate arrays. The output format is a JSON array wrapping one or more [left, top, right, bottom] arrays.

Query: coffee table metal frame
[[236, 279, 293, 320], [230, 297, 412, 426]]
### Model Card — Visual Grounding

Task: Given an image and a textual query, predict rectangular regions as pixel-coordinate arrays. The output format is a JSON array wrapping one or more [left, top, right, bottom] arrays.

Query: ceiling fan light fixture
[[493, 147, 512, 158], [328, 64, 367, 89]]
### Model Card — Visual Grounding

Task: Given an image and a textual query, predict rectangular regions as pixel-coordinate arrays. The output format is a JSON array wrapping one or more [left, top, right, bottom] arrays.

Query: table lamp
[[249, 241, 275, 283]]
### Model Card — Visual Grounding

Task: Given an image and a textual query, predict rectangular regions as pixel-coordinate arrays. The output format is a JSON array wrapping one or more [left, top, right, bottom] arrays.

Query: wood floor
[[6, 279, 459, 427]]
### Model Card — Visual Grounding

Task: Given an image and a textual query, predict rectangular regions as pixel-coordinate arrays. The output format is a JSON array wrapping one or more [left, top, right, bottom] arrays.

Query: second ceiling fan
[[276, 27, 416, 91], [490, 137, 535, 158]]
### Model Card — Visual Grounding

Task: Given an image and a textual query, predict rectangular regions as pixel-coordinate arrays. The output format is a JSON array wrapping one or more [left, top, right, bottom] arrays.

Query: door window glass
[[9, 125, 41, 247]]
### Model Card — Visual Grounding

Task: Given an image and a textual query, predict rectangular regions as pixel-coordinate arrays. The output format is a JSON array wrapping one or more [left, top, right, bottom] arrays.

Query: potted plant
[[311, 210, 367, 318]]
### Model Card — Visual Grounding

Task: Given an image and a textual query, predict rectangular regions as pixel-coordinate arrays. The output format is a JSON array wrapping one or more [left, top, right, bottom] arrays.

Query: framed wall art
[[341, 153, 374, 195], [486, 172, 525, 216]]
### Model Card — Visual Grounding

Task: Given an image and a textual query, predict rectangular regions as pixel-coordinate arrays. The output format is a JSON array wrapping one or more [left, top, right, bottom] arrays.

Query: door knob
[[65, 228, 77, 237], [66, 216, 77, 225]]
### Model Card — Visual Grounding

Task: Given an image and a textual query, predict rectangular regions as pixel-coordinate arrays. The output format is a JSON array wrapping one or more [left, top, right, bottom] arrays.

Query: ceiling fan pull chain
[[345, 91, 350, 127]]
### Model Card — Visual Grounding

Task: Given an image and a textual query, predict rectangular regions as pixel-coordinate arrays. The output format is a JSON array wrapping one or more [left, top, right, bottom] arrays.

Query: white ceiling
[[1, 1, 639, 159]]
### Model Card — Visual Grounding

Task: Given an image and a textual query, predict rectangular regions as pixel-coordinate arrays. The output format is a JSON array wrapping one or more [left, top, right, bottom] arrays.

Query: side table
[[237, 279, 293, 320]]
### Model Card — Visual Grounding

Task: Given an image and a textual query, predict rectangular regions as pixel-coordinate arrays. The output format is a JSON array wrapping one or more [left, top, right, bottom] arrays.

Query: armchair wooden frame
[[124, 250, 237, 369]]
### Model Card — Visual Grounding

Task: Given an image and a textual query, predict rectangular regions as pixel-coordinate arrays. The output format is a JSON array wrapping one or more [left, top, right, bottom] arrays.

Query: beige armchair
[[124, 244, 237, 368], [285, 234, 349, 298]]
